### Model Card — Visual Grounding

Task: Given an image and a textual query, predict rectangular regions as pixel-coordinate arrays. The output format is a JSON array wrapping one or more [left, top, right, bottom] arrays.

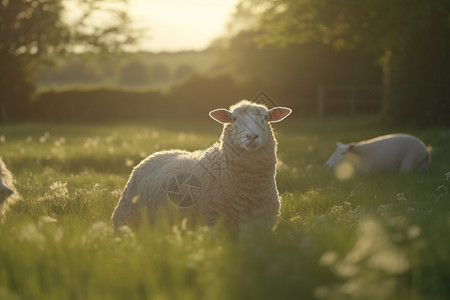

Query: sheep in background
[[325, 134, 430, 176], [0, 157, 21, 219], [112, 100, 292, 230]]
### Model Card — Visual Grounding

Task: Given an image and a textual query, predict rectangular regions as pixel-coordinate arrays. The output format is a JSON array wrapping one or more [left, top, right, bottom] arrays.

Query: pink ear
[[209, 109, 233, 124], [268, 107, 292, 123]]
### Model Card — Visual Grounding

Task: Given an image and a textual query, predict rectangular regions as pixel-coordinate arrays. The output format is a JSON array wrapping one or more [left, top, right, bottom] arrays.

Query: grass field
[[0, 116, 449, 300]]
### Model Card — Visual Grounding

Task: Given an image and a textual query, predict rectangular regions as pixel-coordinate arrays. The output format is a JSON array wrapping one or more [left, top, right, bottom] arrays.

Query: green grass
[[0, 117, 449, 300]]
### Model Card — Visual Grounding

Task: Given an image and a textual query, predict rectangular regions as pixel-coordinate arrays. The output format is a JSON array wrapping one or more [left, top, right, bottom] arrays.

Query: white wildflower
[[125, 158, 134, 167], [320, 251, 338, 266], [407, 225, 421, 239], [39, 132, 50, 143], [396, 192, 407, 202], [49, 181, 69, 199], [38, 216, 58, 226], [377, 204, 392, 217], [82, 221, 113, 246], [84, 137, 100, 148]]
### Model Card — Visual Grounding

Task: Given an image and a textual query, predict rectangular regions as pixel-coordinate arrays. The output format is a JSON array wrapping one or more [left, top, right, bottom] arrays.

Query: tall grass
[[0, 117, 449, 299]]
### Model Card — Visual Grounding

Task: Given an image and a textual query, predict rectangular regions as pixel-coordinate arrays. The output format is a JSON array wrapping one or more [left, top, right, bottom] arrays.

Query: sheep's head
[[209, 100, 291, 152], [325, 142, 356, 169]]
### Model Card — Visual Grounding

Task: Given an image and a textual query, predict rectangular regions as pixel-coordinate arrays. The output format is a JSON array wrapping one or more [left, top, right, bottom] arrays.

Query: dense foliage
[[0, 0, 139, 121], [230, 0, 450, 125]]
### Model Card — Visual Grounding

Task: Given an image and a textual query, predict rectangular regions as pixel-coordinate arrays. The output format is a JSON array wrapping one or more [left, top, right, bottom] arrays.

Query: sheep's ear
[[268, 107, 292, 123], [349, 143, 355, 152], [209, 109, 233, 124]]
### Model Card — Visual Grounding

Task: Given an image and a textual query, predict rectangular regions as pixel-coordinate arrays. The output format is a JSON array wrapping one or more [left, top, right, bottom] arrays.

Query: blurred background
[[1, 0, 448, 124]]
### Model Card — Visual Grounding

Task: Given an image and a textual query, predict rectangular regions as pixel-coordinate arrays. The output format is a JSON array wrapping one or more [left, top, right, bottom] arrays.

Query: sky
[[128, 0, 240, 52]]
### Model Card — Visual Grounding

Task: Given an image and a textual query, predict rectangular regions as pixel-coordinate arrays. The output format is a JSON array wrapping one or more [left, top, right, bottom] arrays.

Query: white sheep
[[111, 100, 292, 230], [325, 134, 430, 175], [0, 157, 21, 219]]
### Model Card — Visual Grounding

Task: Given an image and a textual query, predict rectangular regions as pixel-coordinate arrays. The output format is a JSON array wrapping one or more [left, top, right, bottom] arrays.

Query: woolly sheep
[[0, 157, 21, 219], [325, 134, 430, 174], [112, 100, 292, 230]]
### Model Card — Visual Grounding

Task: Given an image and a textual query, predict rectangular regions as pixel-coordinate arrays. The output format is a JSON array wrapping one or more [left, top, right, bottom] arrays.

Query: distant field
[[36, 50, 219, 92], [0, 117, 449, 300]]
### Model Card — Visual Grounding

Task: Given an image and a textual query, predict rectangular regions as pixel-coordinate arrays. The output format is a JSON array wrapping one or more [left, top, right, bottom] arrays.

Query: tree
[[0, 0, 140, 120], [219, 30, 380, 99], [119, 60, 150, 85], [232, 0, 450, 125]]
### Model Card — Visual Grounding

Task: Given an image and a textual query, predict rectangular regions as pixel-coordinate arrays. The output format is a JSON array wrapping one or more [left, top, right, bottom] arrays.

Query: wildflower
[[125, 158, 134, 167], [39, 132, 50, 143], [377, 204, 392, 217], [407, 225, 421, 239], [320, 251, 338, 266], [38, 216, 58, 226], [84, 137, 100, 148], [396, 192, 407, 202], [49, 181, 69, 200], [82, 221, 113, 246]]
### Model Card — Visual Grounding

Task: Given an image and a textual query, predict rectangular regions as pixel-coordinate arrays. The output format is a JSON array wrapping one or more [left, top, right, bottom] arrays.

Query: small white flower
[[125, 158, 134, 167], [396, 192, 407, 202]]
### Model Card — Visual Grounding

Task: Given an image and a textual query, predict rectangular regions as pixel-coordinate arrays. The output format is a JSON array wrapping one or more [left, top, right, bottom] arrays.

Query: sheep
[[111, 100, 292, 230], [325, 134, 430, 175], [0, 157, 21, 219]]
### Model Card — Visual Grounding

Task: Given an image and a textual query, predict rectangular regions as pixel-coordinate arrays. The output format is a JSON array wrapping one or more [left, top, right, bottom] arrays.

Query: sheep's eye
[[263, 115, 269, 122], [231, 116, 237, 122]]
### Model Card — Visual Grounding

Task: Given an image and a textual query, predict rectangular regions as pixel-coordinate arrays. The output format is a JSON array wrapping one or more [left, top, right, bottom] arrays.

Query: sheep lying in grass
[[0, 157, 21, 219], [112, 100, 292, 230], [325, 134, 430, 175]]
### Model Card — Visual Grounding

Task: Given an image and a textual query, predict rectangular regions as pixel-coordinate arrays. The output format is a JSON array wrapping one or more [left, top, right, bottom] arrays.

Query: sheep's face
[[325, 142, 355, 168], [209, 101, 292, 152]]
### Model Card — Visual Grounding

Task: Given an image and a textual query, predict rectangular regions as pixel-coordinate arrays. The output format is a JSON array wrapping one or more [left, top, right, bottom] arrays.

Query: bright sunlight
[[129, 0, 239, 51]]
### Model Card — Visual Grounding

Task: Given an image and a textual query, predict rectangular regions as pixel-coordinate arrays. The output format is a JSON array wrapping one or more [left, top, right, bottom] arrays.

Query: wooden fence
[[317, 85, 383, 118]]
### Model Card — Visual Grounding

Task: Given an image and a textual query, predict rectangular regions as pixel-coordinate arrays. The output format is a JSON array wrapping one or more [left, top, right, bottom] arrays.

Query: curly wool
[[0, 157, 21, 219], [112, 102, 283, 230]]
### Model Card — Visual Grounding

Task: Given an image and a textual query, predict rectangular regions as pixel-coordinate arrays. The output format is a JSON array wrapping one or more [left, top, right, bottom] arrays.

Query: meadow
[[0, 116, 449, 300]]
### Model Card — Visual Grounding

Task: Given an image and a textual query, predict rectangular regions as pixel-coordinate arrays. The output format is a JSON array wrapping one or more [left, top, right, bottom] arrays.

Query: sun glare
[[129, 0, 239, 51], [62, 0, 239, 52], [334, 162, 355, 181]]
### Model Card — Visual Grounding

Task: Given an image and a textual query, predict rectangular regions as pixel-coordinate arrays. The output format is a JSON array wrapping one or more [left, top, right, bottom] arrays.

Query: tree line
[[1, 0, 448, 125], [224, 0, 450, 125], [36, 55, 197, 87]]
